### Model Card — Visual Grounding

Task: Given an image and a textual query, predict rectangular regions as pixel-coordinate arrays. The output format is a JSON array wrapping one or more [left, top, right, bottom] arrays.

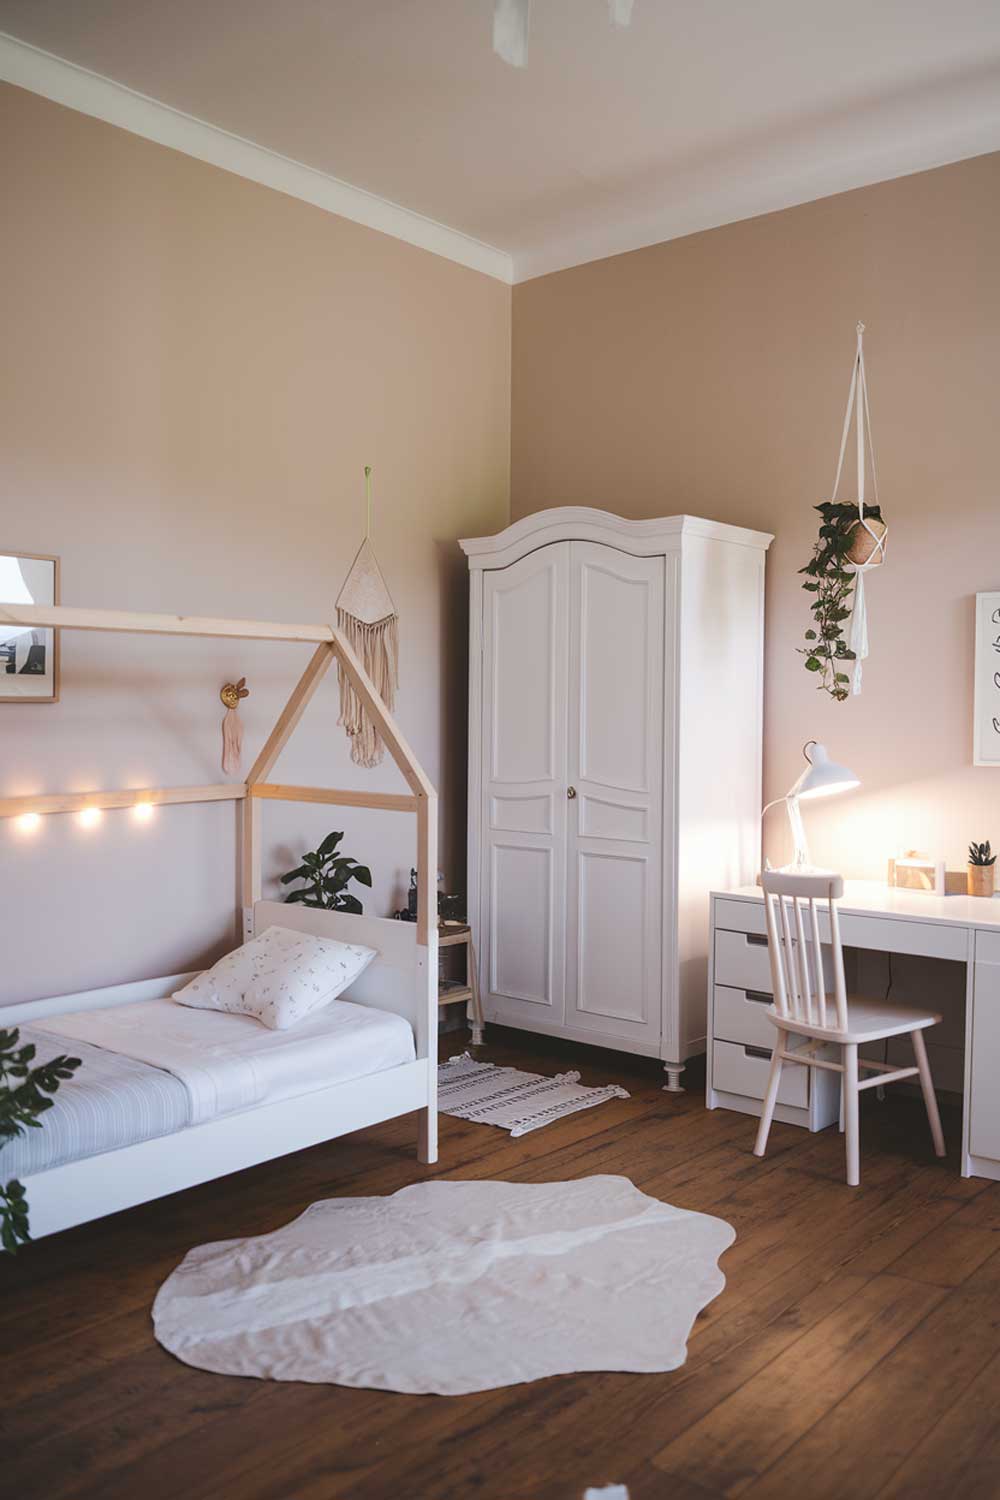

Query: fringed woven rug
[[438, 1052, 629, 1136]]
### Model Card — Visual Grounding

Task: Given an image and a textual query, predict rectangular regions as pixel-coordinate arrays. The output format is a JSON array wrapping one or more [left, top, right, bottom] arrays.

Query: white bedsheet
[[35, 998, 416, 1125]]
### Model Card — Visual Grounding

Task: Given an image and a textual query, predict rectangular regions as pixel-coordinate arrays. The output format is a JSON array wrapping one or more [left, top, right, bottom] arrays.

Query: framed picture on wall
[[0, 550, 60, 703], [973, 591, 1000, 766]]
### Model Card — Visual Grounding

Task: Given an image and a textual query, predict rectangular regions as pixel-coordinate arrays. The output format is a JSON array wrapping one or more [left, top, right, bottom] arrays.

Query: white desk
[[707, 881, 1000, 1181]]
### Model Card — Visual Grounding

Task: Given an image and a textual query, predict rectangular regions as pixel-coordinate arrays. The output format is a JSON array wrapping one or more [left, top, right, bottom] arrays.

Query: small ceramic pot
[[846, 518, 887, 567], [967, 863, 996, 898]]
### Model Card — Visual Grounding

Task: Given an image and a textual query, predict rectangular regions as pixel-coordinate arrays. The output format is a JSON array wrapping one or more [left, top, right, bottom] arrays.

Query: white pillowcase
[[173, 925, 377, 1031]]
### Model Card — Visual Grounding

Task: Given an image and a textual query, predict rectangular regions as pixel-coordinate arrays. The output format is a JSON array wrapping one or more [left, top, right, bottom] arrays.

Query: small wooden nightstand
[[438, 923, 485, 1046]]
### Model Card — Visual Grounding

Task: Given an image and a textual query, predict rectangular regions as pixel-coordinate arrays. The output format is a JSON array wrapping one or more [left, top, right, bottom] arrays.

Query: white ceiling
[[2, 0, 999, 282]]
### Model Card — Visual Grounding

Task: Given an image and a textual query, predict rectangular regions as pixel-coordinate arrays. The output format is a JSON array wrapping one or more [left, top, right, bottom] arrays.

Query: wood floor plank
[[874, 1348, 1000, 1499], [737, 1250, 1000, 1500], [881, 1219, 1000, 1287], [651, 1273, 946, 1496]]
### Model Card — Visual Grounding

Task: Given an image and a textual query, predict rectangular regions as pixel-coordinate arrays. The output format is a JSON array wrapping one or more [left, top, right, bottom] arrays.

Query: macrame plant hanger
[[335, 466, 399, 768], [830, 322, 887, 695]]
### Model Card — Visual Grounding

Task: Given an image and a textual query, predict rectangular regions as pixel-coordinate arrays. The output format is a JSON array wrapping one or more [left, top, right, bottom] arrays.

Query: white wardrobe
[[461, 509, 772, 1088]]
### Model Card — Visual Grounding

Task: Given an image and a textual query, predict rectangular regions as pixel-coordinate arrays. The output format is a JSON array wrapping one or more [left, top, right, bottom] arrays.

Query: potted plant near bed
[[280, 831, 372, 913], [968, 841, 997, 898]]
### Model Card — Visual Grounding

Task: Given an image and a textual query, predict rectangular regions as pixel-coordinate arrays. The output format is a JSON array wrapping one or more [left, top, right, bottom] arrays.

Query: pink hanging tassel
[[220, 678, 249, 775]]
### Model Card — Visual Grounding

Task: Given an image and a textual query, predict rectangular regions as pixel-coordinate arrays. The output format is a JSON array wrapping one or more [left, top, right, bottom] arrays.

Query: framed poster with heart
[[974, 591, 1000, 766], [0, 550, 60, 703]]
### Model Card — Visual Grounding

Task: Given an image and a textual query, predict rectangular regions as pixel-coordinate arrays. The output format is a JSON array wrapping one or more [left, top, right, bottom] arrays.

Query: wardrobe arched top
[[459, 507, 773, 571]]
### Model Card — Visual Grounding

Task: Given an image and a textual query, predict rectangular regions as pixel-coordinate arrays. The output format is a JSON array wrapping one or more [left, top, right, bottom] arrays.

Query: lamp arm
[[758, 796, 788, 875], [759, 795, 812, 873]]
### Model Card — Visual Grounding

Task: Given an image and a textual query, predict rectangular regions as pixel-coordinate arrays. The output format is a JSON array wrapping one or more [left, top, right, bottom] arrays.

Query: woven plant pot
[[845, 517, 887, 567], [968, 863, 995, 898]]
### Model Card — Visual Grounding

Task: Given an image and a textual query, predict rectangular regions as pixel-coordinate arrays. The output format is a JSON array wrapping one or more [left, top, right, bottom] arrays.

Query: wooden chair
[[754, 870, 946, 1186]]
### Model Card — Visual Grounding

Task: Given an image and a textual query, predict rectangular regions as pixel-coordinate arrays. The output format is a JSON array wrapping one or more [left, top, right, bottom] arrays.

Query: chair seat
[[764, 996, 942, 1044]]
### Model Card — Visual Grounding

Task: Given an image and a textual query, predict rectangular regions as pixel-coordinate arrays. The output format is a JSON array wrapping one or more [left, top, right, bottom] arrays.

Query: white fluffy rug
[[153, 1177, 734, 1395], [439, 1052, 630, 1135]]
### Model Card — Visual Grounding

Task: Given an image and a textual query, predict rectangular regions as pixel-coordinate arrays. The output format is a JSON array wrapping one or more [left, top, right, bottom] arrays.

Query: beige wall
[[512, 153, 1000, 881], [0, 83, 510, 1006]]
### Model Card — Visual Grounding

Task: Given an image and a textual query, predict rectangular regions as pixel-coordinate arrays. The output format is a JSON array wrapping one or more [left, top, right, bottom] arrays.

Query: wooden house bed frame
[[0, 603, 438, 1240]]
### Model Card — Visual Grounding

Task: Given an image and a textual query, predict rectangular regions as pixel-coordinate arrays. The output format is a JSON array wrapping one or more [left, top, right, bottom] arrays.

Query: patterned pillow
[[173, 925, 377, 1031]]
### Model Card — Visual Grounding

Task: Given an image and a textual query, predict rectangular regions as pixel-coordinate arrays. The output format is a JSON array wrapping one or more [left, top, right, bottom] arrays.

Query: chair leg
[[912, 1028, 946, 1158], [843, 1042, 860, 1187], [754, 1031, 786, 1159]]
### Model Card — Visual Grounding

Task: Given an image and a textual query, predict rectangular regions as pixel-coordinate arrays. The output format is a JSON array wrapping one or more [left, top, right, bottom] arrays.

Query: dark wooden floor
[[3, 1026, 1000, 1500]]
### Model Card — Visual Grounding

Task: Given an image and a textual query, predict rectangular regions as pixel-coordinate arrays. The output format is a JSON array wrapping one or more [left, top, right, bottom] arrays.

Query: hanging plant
[[799, 501, 884, 701], [800, 323, 887, 702]]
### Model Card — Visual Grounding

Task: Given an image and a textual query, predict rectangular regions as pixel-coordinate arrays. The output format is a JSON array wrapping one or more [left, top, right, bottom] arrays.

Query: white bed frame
[[0, 603, 439, 1240], [5, 901, 435, 1241]]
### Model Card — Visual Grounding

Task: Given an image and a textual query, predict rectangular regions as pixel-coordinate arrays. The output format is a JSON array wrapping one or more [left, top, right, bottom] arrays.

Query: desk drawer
[[975, 929, 1000, 966], [714, 928, 775, 991], [714, 898, 767, 937], [713, 1039, 809, 1108], [713, 983, 779, 1049]]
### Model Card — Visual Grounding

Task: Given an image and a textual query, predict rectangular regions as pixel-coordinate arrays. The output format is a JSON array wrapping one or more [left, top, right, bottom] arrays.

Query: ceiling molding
[[0, 31, 513, 285]]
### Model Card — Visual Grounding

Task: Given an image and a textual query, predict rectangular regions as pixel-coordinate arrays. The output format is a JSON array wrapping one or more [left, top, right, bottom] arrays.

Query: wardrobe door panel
[[481, 545, 569, 1029], [565, 543, 665, 1046]]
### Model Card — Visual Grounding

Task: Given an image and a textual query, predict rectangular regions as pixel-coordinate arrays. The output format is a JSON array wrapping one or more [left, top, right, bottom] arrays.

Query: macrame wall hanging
[[336, 466, 399, 768], [801, 323, 887, 700]]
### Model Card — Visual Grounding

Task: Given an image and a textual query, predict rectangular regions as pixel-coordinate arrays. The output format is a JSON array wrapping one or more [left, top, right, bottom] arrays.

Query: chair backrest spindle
[[761, 871, 847, 1034]]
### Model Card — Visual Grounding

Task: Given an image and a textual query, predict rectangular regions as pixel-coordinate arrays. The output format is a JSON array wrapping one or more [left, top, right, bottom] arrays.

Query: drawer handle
[[746, 933, 768, 946], [744, 1045, 772, 1060], [745, 990, 773, 1004]]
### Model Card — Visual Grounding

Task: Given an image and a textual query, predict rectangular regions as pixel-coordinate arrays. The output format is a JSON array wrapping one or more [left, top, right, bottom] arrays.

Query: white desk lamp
[[763, 741, 860, 873]]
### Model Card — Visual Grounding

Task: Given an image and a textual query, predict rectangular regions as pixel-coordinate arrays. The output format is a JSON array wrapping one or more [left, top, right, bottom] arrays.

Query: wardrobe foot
[[662, 1065, 685, 1093]]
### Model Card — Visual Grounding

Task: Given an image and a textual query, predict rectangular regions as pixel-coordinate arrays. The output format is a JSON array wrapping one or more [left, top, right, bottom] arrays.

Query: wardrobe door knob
[[567, 786, 577, 799]]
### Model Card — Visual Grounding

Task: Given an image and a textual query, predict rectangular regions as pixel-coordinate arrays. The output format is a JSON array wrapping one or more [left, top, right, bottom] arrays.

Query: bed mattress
[[6, 998, 416, 1178]]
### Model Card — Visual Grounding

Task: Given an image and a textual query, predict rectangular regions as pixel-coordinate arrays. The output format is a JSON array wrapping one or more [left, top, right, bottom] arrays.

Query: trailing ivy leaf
[[805, 657, 822, 671]]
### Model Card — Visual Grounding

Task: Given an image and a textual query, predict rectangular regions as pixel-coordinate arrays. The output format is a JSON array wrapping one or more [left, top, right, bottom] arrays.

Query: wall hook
[[220, 677, 250, 710]]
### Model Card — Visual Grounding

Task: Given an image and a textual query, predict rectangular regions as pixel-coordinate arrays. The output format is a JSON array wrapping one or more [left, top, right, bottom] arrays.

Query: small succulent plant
[[968, 841, 996, 867]]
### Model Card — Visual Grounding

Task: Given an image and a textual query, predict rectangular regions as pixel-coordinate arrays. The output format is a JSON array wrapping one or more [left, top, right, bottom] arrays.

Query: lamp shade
[[786, 742, 860, 802]]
